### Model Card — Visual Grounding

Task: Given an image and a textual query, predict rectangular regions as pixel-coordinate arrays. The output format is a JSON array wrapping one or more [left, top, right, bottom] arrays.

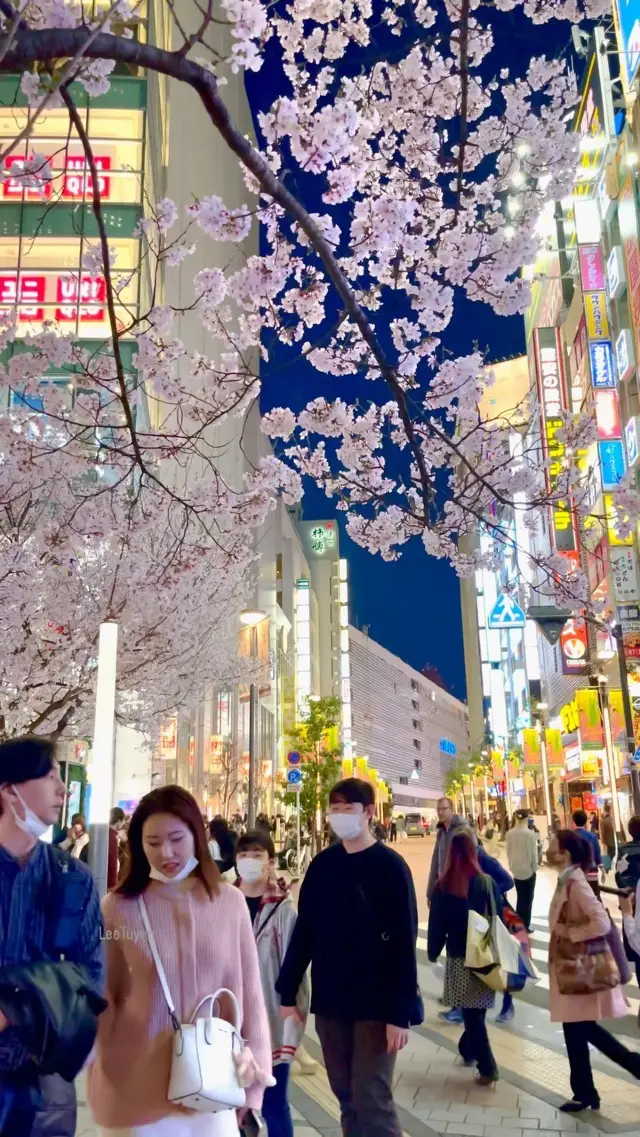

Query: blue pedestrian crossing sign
[[287, 768, 303, 788], [487, 591, 526, 630]]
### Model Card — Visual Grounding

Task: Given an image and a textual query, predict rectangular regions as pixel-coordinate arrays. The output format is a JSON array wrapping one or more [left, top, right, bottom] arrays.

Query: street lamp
[[239, 608, 266, 829], [88, 621, 118, 898]]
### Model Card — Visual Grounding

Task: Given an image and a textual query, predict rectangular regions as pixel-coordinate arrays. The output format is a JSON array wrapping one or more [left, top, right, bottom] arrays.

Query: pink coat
[[88, 879, 272, 1129], [548, 867, 628, 1023]]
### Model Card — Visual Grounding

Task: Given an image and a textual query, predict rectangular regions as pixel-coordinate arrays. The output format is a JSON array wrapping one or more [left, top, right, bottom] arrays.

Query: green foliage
[[277, 696, 342, 833]]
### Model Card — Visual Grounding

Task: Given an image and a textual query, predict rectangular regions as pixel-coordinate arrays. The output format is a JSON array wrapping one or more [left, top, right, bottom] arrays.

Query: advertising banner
[[610, 690, 628, 747], [523, 728, 540, 767], [584, 292, 610, 340], [619, 171, 640, 362], [581, 754, 600, 777], [533, 327, 577, 558], [611, 545, 640, 602], [560, 617, 589, 674], [577, 688, 605, 748], [614, 0, 640, 87], [599, 439, 626, 488], [579, 245, 605, 291], [545, 728, 564, 767], [589, 340, 616, 388]]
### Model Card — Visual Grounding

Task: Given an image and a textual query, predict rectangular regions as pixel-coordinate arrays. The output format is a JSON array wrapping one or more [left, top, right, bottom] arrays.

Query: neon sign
[[0, 274, 45, 320], [56, 275, 106, 322], [2, 154, 112, 201]]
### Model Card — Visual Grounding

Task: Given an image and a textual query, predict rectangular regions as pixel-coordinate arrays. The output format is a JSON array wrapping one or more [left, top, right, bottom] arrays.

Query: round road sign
[[287, 751, 302, 766]]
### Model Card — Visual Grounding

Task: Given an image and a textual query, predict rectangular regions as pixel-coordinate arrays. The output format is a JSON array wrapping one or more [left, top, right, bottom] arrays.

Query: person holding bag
[[89, 785, 272, 1136], [427, 831, 500, 1086], [549, 829, 640, 1114]]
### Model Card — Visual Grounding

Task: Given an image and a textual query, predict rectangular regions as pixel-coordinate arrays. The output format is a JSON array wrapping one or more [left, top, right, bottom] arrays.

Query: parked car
[[405, 812, 426, 837]]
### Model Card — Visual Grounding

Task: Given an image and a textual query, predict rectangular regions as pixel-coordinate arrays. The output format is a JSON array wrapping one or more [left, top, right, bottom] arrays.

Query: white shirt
[[506, 824, 538, 880], [623, 880, 640, 957]]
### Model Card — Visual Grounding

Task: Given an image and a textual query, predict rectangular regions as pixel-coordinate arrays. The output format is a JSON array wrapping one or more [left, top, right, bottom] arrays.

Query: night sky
[[246, 8, 575, 701]]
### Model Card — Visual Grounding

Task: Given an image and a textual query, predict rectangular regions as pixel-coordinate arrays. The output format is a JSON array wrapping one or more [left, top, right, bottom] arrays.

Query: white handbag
[[138, 897, 247, 1114]]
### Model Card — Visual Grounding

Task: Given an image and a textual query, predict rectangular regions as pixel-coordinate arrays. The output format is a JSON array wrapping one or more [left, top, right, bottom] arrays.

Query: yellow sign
[[584, 291, 610, 340], [605, 494, 634, 546], [561, 699, 579, 734], [341, 758, 354, 778], [581, 754, 600, 777]]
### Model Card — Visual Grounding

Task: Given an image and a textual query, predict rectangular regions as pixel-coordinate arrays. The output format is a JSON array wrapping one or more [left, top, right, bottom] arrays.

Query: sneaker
[[439, 1008, 463, 1025], [495, 1005, 515, 1024]]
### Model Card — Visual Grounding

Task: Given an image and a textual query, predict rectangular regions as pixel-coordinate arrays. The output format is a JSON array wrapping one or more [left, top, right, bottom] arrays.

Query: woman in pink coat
[[549, 829, 640, 1114]]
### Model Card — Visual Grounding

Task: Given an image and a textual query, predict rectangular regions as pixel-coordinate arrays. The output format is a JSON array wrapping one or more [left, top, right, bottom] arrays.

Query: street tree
[[0, 0, 621, 737], [279, 696, 342, 851]]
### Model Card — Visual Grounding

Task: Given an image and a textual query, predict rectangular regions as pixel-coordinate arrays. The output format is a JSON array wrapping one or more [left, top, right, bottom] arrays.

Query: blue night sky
[[246, 10, 573, 701]]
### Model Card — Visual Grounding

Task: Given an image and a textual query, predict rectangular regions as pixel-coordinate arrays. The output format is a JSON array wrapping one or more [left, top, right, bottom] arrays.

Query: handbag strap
[[138, 896, 180, 1031]]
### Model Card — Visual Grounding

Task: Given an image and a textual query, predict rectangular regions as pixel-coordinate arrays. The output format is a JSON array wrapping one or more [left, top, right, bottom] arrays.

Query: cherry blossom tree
[[0, 0, 620, 736]]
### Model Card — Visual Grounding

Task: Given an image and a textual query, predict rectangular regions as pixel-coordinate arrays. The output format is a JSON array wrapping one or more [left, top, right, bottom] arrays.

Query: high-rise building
[[349, 625, 469, 816]]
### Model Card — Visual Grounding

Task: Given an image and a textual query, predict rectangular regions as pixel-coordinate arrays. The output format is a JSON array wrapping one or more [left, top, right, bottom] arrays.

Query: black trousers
[[514, 874, 536, 931], [563, 1021, 640, 1103], [316, 1016, 402, 1137], [458, 1009, 497, 1079]]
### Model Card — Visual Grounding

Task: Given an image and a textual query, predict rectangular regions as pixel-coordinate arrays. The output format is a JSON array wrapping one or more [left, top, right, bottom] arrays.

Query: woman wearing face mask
[[88, 785, 272, 1136], [236, 830, 309, 1137], [549, 829, 640, 1114]]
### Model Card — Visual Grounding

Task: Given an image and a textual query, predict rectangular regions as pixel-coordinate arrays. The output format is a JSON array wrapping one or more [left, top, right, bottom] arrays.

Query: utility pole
[[613, 624, 640, 814], [598, 675, 623, 846]]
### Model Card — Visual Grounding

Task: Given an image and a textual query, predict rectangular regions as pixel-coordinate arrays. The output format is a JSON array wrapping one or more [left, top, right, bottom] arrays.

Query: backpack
[[47, 845, 90, 960]]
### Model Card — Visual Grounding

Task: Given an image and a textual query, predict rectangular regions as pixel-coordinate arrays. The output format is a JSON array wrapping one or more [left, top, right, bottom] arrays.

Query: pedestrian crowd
[[2, 739, 640, 1136]]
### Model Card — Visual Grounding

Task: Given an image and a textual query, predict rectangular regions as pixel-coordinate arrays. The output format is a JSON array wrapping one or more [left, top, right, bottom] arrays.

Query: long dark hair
[[439, 831, 481, 898], [556, 828, 592, 871], [209, 816, 236, 860], [116, 785, 220, 898]]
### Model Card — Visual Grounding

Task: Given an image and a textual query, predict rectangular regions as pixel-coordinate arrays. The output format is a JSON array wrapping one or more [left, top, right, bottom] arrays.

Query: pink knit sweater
[[88, 878, 272, 1129]]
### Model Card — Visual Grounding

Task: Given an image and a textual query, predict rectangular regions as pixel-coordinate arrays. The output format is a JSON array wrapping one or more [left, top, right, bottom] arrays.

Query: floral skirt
[[443, 955, 495, 1010]]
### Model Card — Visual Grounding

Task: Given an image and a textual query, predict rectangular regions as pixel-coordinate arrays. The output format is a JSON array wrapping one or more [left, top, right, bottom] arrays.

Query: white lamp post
[[240, 608, 266, 829], [88, 621, 118, 897]]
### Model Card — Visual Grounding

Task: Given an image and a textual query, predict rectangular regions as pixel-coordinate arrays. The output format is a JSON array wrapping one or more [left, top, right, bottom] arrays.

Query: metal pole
[[599, 677, 623, 850], [613, 624, 640, 814], [296, 789, 301, 876], [483, 774, 490, 826], [248, 682, 257, 829], [88, 622, 118, 899], [538, 719, 553, 832]]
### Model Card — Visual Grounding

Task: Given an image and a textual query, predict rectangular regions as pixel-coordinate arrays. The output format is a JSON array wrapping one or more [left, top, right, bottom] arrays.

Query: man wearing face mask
[[237, 829, 309, 1136], [277, 778, 421, 1137], [0, 735, 105, 1137]]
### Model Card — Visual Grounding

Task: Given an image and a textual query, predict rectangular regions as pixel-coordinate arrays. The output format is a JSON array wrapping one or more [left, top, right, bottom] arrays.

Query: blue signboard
[[286, 768, 302, 787], [615, 0, 640, 86], [589, 340, 617, 388], [487, 591, 526, 629], [599, 438, 626, 488]]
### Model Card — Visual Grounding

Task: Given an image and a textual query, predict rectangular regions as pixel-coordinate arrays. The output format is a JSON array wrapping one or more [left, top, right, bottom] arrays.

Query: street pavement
[[76, 835, 640, 1137]]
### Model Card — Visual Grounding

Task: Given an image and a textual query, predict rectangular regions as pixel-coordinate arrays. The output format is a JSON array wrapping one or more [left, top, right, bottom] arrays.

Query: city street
[[76, 834, 640, 1137]]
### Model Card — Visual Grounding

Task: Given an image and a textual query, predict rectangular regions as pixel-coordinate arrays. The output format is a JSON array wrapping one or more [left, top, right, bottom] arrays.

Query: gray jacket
[[427, 815, 466, 899]]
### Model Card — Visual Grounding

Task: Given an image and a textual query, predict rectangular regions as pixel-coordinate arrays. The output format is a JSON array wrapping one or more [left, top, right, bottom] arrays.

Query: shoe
[[294, 1049, 318, 1075], [454, 1056, 475, 1067], [495, 1006, 515, 1024], [439, 1008, 463, 1024], [474, 1073, 499, 1086], [559, 1098, 600, 1113]]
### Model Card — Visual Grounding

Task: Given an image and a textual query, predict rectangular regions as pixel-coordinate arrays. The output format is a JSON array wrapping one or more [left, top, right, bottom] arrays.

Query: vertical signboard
[[533, 327, 577, 561], [619, 172, 640, 364], [613, 0, 640, 88]]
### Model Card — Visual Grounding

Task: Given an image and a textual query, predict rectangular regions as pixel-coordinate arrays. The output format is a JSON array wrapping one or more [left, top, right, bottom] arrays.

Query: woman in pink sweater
[[89, 786, 272, 1136]]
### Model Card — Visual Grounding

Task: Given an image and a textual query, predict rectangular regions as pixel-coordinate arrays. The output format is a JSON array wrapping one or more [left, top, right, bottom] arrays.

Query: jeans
[[316, 1016, 401, 1137], [500, 991, 513, 1015], [514, 875, 536, 932], [458, 1009, 498, 1079], [262, 1063, 294, 1137], [563, 1021, 640, 1103]]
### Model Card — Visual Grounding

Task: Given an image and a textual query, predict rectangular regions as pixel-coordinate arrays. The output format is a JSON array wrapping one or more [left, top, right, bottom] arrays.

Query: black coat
[[0, 961, 106, 1081], [428, 874, 503, 961]]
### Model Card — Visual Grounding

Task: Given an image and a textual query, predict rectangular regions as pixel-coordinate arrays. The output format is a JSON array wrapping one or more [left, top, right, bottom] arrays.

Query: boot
[[292, 1046, 318, 1076]]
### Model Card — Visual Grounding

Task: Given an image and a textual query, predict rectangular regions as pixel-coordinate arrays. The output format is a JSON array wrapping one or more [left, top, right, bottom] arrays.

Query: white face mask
[[12, 787, 51, 840], [149, 855, 199, 884], [329, 812, 367, 841], [237, 858, 267, 884]]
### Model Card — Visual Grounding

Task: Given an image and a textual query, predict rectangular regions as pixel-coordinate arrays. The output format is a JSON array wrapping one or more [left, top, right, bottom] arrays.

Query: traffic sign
[[633, 747, 640, 766], [487, 592, 526, 630], [287, 751, 301, 766], [287, 768, 302, 789]]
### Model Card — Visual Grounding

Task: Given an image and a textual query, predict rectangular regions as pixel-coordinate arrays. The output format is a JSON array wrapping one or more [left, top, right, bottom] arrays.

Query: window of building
[[414, 758, 422, 771], [411, 698, 419, 711], [413, 738, 422, 751], [410, 679, 421, 692], [412, 718, 422, 731], [399, 776, 408, 786]]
